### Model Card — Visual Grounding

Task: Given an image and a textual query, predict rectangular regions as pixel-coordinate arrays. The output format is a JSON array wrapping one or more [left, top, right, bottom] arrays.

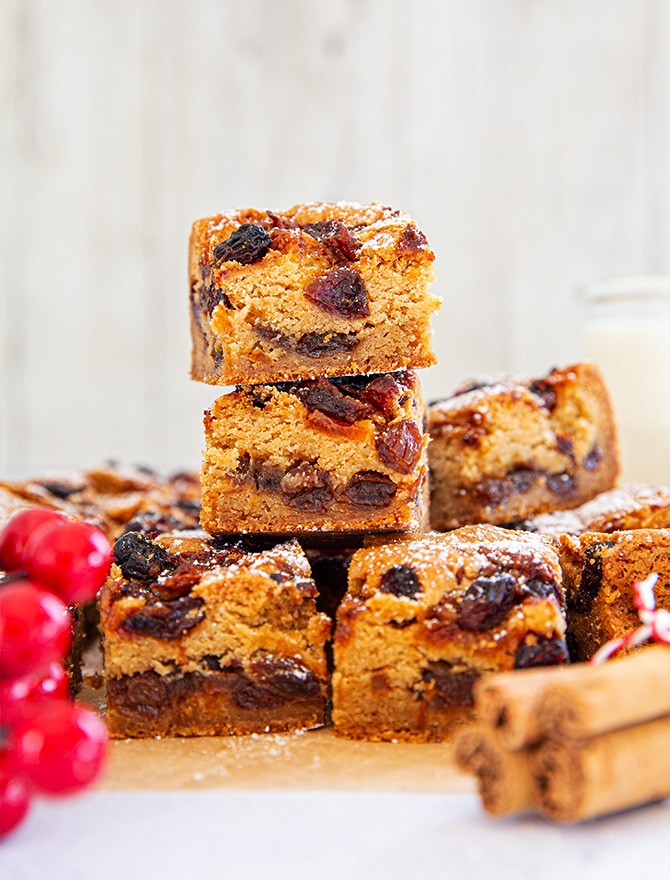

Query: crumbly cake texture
[[189, 202, 439, 385], [0, 463, 201, 540], [100, 532, 331, 737], [558, 529, 670, 661], [200, 370, 429, 535], [331, 525, 568, 742], [506, 482, 670, 538], [427, 362, 619, 531]]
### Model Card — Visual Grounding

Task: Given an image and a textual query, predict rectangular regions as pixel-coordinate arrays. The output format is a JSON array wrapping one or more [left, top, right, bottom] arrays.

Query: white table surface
[[2, 789, 669, 880]]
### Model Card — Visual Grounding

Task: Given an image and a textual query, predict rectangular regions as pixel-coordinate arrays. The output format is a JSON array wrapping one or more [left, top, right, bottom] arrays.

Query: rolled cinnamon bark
[[529, 713, 670, 823], [536, 645, 670, 741], [474, 667, 555, 750], [454, 726, 535, 817]]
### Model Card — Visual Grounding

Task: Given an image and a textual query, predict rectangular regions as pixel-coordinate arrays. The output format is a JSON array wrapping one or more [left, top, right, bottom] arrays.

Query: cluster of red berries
[[0, 509, 112, 839]]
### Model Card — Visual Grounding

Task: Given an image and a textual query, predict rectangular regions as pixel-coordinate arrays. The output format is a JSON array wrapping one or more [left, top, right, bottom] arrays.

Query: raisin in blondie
[[190, 202, 439, 385], [428, 363, 619, 530], [200, 370, 428, 535], [559, 528, 670, 660], [100, 532, 331, 737], [331, 525, 568, 742], [506, 482, 670, 538]]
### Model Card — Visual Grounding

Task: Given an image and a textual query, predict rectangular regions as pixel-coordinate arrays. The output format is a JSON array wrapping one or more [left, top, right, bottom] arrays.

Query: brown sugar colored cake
[[505, 482, 670, 538], [100, 532, 331, 737], [189, 202, 439, 385], [331, 525, 569, 742], [428, 362, 619, 531], [200, 370, 429, 535], [558, 528, 670, 661]]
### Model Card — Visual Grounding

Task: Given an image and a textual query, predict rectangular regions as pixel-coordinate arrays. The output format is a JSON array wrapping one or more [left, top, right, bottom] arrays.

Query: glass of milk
[[582, 276, 670, 485]]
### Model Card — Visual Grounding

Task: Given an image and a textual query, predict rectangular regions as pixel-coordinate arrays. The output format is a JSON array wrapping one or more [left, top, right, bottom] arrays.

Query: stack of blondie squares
[[90, 201, 667, 743]]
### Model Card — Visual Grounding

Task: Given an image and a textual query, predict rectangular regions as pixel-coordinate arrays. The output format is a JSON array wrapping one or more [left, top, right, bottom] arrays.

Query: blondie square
[[506, 482, 670, 538], [331, 526, 568, 742], [428, 362, 619, 531], [100, 531, 331, 737], [559, 528, 670, 660], [189, 202, 439, 385], [200, 370, 428, 535]]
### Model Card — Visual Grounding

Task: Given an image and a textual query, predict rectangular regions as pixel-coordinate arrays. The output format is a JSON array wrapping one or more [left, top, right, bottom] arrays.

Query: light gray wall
[[1, 0, 668, 473]]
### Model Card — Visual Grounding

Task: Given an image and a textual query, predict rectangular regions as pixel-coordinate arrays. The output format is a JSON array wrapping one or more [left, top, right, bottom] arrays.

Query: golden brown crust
[[189, 202, 439, 385], [428, 363, 619, 530]]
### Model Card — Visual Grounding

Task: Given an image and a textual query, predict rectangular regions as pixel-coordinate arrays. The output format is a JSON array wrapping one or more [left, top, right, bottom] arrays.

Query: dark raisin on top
[[379, 565, 422, 599], [302, 220, 361, 263], [213, 224, 272, 266], [458, 573, 518, 631], [397, 224, 428, 256], [113, 532, 177, 583], [295, 378, 372, 424], [528, 373, 559, 411], [303, 267, 370, 319]]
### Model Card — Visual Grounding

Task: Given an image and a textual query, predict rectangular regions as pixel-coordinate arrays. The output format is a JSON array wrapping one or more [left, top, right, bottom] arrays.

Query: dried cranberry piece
[[583, 444, 603, 471], [114, 532, 176, 583], [359, 376, 401, 417], [296, 378, 372, 423], [514, 636, 569, 668], [302, 220, 360, 263], [375, 420, 422, 474], [546, 472, 576, 498], [304, 267, 370, 318], [295, 331, 359, 357], [280, 463, 334, 512], [379, 565, 422, 598], [344, 471, 397, 508], [213, 224, 272, 265], [120, 595, 205, 640], [458, 574, 518, 631]]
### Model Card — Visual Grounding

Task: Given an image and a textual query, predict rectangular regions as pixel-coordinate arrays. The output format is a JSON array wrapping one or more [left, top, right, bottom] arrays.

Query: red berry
[[15, 702, 107, 796], [0, 771, 31, 839], [0, 509, 66, 572], [22, 520, 112, 605], [0, 662, 70, 727], [0, 582, 72, 680]]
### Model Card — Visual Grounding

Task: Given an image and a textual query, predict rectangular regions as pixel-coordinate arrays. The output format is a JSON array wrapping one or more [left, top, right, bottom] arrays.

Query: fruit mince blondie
[[428, 362, 619, 531], [558, 528, 670, 661], [189, 202, 439, 385], [331, 525, 568, 742], [100, 531, 331, 737], [200, 370, 428, 535], [505, 482, 670, 538]]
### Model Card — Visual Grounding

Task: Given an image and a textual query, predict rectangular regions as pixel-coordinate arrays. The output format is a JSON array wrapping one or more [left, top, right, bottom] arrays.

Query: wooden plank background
[[1, 0, 668, 474]]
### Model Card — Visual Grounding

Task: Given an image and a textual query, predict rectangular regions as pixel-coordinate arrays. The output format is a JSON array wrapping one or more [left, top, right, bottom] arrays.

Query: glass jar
[[582, 276, 670, 484]]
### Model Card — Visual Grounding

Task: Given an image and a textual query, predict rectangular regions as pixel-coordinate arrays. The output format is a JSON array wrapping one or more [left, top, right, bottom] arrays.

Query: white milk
[[583, 277, 670, 485]]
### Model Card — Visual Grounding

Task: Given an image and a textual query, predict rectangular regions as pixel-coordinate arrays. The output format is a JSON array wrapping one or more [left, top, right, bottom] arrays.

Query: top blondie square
[[189, 202, 440, 386]]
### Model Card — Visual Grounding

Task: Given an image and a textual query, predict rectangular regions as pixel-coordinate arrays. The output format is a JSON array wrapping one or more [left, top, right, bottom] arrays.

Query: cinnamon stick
[[474, 666, 556, 750], [529, 714, 670, 823], [536, 645, 670, 741], [454, 726, 534, 817]]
